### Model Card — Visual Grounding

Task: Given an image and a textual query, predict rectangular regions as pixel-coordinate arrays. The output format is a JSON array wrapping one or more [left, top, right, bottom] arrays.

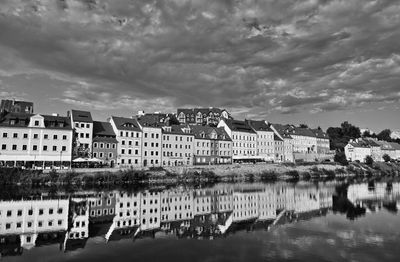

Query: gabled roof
[[110, 116, 141, 132], [71, 110, 93, 123], [223, 119, 256, 134], [93, 121, 116, 137], [246, 120, 273, 132]]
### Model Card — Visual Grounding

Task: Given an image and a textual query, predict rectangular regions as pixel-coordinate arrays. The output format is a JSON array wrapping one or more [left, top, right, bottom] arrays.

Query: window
[[49, 208, 53, 214], [86, 123, 90, 128], [93, 142, 98, 148], [58, 208, 63, 214], [2, 132, 7, 138], [13, 133, 18, 138], [43, 145, 48, 151], [22, 145, 27, 151], [12, 144, 17, 150], [39, 209, 44, 215], [53, 146, 57, 151], [1, 144, 6, 150], [33, 145, 38, 151], [86, 133, 89, 138], [63, 135, 67, 140], [62, 146, 67, 151], [23, 133, 28, 139], [33, 134, 38, 139], [34, 120, 39, 126], [53, 135, 58, 140]]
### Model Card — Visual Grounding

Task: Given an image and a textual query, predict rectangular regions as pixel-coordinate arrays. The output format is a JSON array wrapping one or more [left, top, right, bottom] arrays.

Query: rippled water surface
[[1, 181, 399, 262]]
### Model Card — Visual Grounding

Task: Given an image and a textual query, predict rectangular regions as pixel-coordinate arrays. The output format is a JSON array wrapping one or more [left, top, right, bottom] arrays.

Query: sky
[[0, 0, 399, 132]]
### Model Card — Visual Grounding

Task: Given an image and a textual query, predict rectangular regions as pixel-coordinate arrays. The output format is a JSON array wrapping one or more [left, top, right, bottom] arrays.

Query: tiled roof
[[348, 138, 380, 148], [162, 125, 193, 135], [0, 112, 72, 130], [93, 121, 116, 137], [71, 110, 93, 123], [190, 125, 232, 141], [224, 119, 256, 134], [246, 120, 273, 132], [110, 116, 141, 132]]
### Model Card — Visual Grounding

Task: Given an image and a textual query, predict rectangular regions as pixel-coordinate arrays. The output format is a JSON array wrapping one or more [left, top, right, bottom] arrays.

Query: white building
[[247, 120, 275, 161], [232, 191, 259, 222], [345, 139, 374, 162], [0, 198, 69, 249], [0, 112, 73, 168], [218, 119, 257, 162], [109, 116, 142, 167], [140, 191, 161, 231], [161, 125, 194, 166], [161, 190, 194, 222], [138, 122, 162, 167]]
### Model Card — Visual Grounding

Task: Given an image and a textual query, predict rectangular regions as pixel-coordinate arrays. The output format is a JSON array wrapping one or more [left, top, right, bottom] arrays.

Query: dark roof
[[274, 134, 283, 141], [162, 125, 193, 135], [190, 125, 232, 141], [0, 112, 72, 130], [135, 113, 172, 127], [389, 142, 400, 150], [224, 119, 256, 134], [311, 128, 329, 139], [348, 138, 380, 148], [71, 110, 93, 123], [271, 124, 316, 138], [110, 116, 142, 132], [93, 121, 116, 137], [246, 120, 273, 132]]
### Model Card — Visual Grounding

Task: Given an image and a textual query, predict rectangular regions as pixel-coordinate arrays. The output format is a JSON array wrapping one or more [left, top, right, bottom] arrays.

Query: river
[[0, 180, 399, 262]]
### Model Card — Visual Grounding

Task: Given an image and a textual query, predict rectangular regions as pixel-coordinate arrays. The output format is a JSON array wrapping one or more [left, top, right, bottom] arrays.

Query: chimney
[[138, 110, 145, 116], [52, 113, 59, 117]]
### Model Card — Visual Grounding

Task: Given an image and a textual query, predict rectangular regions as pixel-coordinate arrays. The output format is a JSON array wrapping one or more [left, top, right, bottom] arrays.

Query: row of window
[[121, 149, 139, 155], [75, 123, 91, 128], [233, 142, 256, 148], [93, 142, 117, 149], [121, 140, 140, 146], [144, 133, 160, 139], [232, 150, 256, 155], [195, 150, 231, 156], [120, 131, 140, 138], [163, 152, 191, 157], [196, 142, 231, 148], [163, 135, 193, 142], [93, 152, 113, 158], [3, 220, 64, 230], [162, 144, 191, 150], [2, 133, 68, 140], [232, 135, 256, 141], [1, 144, 67, 152], [0, 208, 64, 217]]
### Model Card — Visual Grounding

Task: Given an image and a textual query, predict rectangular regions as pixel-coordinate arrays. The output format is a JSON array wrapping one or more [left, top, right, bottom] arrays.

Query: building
[[161, 190, 194, 223], [140, 191, 161, 231], [89, 191, 117, 223], [191, 125, 232, 165], [0, 112, 73, 168], [218, 119, 257, 162], [70, 110, 94, 158], [232, 191, 259, 222], [312, 128, 331, 154], [274, 134, 284, 162], [161, 125, 194, 166], [177, 107, 231, 126], [246, 120, 275, 161], [389, 142, 400, 160], [136, 120, 162, 168], [344, 139, 373, 162], [0, 198, 69, 250], [92, 121, 118, 167], [270, 124, 294, 162], [136, 111, 180, 126], [109, 116, 142, 168], [0, 99, 33, 114]]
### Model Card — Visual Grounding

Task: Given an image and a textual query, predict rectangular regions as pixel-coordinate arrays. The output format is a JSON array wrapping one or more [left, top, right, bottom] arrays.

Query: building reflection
[[1, 181, 400, 257]]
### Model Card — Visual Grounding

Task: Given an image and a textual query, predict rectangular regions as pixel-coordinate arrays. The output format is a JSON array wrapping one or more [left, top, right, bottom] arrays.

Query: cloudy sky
[[0, 0, 399, 131]]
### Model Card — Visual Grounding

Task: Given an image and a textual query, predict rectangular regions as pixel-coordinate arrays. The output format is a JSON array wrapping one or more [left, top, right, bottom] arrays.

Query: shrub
[[365, 155, 374, 166], [334, 152, 348, 166], [382, 154, 391, 163]]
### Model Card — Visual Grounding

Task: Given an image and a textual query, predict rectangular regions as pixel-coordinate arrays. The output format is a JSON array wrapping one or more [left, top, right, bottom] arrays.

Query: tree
[[382, 154, 391, 163], [365, 155, 374, 166], [299, 124, 309, 128], [341, 121, 361, 139], [334, 151, 348, 166], [362, 130, 371, 137], [377, 129, 392, 142]]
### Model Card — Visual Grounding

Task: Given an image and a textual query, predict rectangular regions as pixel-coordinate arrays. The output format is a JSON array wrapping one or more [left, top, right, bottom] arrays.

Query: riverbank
[[1, 161, 400, 186]]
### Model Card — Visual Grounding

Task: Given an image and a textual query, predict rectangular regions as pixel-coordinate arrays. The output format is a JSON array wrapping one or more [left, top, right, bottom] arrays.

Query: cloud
[[0, 0, 400, 120]]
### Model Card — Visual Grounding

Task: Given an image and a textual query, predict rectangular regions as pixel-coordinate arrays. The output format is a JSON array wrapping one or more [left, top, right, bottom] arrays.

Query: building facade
[[70, 110, 93, 158], [191, 125, 232, 165], [138, 123, 162, 167], [0, 113, 73, 168], [109, 116, 142, 168], [161, 125, 194, 166], [218, 119, 257, 162], [92, 121, 118, 167], [247, 120, 275, 161], [177, 108, 230, 126]]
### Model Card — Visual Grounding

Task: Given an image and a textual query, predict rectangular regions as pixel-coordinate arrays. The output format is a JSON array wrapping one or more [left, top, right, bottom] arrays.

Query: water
[[0, 181, 399, 262]]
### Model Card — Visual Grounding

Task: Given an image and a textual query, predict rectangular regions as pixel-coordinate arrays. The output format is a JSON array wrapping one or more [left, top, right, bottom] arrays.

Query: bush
[[365, 155, 374, 166], [382, 154, 391, 163], [334, 152, 348, 166]]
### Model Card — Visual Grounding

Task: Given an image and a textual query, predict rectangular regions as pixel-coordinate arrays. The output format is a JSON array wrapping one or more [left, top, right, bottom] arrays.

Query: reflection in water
[[0, 181, 399, 259]]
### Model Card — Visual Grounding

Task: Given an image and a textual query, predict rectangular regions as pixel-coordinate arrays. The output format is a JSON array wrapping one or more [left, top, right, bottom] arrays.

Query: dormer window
[[34, 120, 39, 126]]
